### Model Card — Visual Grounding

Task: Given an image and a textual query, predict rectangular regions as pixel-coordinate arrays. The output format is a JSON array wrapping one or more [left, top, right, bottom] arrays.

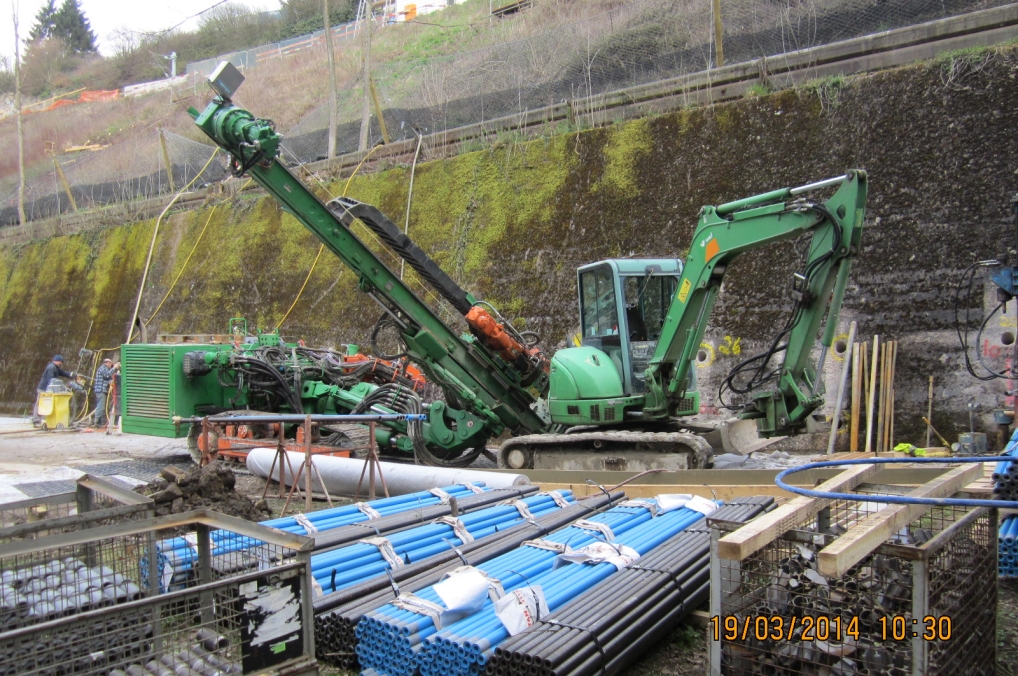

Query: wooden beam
[[718, 463, 880, 561], [816, 463, 981, 577]]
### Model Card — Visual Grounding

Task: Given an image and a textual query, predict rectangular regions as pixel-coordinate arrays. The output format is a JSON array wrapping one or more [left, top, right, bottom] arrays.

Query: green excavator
[[187, 62, 867, 471]]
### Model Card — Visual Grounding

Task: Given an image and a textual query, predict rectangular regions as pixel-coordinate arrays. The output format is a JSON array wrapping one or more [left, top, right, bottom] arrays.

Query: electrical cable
[[953, 259, 1009, 381], [775, 456, 1018, 508], [145, 204, 219, 327]]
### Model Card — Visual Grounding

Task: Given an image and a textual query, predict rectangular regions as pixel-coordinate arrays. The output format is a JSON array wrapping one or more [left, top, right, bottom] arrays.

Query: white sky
[[2, 0, 277, 63]]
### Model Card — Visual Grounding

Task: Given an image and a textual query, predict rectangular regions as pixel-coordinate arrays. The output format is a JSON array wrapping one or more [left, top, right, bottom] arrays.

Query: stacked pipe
[[1000, 514, 1018, 578], [211, 483, 492, 554], [487, 498, 776, 676], [0, 558, 142, 630], [355, 497, 707, 676], [0, 609, 153, 676], [141, 537, 199, 593], [313, 491, 625, 669], [108, 630, 242, 676], [312, 491, 575, 594], [992, 428, 1018, 499]]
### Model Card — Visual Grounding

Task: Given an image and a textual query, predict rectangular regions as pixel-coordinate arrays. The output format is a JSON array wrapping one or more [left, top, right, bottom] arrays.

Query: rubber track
[[497, 430, 713, 470]]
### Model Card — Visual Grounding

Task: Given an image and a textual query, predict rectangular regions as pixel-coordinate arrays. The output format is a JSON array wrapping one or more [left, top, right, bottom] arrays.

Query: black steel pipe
[[174, 413, 427, 424]]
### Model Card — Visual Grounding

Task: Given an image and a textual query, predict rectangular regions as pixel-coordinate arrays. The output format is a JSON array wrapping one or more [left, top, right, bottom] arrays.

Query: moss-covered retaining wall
[[3, 49, 1018, 445]]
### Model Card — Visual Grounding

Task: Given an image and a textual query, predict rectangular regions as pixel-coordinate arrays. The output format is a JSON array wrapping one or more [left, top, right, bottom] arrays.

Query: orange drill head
[[465, 306, 549, 375]]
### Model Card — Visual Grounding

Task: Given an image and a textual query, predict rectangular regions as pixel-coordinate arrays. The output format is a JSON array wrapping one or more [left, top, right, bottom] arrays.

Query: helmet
[[53, 355, 65, 362]]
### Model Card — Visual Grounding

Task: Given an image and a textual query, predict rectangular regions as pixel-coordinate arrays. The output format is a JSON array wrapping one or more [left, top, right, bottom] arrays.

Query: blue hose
[[775, 456, 1017, 508]]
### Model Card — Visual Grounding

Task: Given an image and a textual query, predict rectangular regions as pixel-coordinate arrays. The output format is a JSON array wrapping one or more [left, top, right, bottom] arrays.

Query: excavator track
[[497, 430, 713, 472]]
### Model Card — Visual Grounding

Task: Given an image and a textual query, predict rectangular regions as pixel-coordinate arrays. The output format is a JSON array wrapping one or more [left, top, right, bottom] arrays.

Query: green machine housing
[[121, 343, 234, 437]]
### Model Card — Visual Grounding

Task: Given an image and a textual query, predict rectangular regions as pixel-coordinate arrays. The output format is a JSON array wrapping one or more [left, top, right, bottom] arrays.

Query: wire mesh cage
[[0, 509, 316, 676], [0, 475, 154, 538], [710, 501, 997, 676]]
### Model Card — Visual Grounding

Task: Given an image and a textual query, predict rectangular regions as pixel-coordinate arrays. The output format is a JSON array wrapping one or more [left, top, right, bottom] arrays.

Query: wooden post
[[888, 341, 898, 450], [926, 376, 934, 448], [158, 128, 176, 193], [323, 0, 339, 159], [827, 321, 856, 455], [850, 341, 862, 452], [358, 0, 372, 152], [304, 414, 313, 511], [52, 156, 78, 212], [711, 0, 724, 67], [369, 77, 390, 144], [865, 335, 879, 454]]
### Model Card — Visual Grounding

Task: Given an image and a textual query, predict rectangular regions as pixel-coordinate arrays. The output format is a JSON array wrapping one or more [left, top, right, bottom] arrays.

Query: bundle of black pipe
[[486, 497, 776, 676], [313, 491, 625, 669], [0, 609, 153, 676], [0, 557, 143, 630]]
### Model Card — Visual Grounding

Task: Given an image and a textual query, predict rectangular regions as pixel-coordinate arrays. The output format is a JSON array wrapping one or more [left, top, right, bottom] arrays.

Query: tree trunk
[[323, 0, 339, 160], [14, 5, 26, 226], [358, 0, 372, 152]]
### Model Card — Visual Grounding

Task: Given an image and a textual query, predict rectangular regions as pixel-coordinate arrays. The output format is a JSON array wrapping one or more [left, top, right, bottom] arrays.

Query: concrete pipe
[[246, 448, 530, 497]]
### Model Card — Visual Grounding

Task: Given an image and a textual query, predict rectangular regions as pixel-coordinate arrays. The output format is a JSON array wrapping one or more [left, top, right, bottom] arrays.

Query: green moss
[[593, 117, 654, 197]]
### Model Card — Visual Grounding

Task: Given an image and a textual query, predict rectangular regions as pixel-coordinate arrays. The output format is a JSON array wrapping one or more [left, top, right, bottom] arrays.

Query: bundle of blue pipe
[[1001, 514, 1018, 578], [356, 497, 710, 676], [145, 485, 492, 592], [312, 491, 575, 594], [993, 428, 1018, 500], [211, 484, 489, 554]]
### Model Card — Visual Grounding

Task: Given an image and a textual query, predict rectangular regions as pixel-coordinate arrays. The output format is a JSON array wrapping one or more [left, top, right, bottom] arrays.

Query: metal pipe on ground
[[246, 448, 531, 495]]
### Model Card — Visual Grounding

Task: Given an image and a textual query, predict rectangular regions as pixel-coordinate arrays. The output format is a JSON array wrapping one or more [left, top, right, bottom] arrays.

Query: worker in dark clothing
[[93, 358, 120, 428], [33, 355, 75, 426]]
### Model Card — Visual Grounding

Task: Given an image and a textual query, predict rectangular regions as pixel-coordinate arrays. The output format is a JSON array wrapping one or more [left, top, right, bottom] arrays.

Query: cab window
[[622, 275, 678, 341], [580, 267, 619, 337]]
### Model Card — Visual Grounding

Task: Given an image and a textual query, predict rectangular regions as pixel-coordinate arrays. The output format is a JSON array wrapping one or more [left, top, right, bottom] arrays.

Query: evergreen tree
[[27, 0, 58, 42], [53, 0, 97, 54]]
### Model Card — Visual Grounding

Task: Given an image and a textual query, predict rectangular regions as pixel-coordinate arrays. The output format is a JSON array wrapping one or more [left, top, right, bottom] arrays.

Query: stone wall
[[3, 48, 1017, 445]]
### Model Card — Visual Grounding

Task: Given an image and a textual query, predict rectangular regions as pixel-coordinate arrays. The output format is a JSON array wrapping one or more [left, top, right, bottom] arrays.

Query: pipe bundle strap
[[440, 565, 505, 602], [429, 487, 452, 504], [544, 490, 570, 508], [503, 499, 534, 519], [556, 543, 640, 571], [392, 592, 447, 629], [572, 519, 615, 541], [434, 516, 474, 544], [294, 514, 318, 534], [523, 539, 569, 553], [361, 536, 404, 570], [459, 482, 485, 494], [547, 619, 608, 676], [355, 502, 382, 519], [619, 499, 658, 515]]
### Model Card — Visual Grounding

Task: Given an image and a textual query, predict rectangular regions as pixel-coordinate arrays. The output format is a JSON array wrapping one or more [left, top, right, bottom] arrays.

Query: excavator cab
[[547, 259, 697, 426], [577, 259, 686, 394]]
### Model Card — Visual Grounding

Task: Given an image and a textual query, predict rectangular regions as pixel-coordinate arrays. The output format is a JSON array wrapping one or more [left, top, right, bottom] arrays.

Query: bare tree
[[357, 0, 371, 152], [13, 0, 25, 226]]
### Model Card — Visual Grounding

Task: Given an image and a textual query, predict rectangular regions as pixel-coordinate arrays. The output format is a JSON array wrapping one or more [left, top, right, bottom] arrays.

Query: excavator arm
[[642, 171, 867, 436]]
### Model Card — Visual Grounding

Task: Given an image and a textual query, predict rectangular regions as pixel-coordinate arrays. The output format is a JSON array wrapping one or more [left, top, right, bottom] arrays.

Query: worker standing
[[32, 355, 75, 426], [93, 358, 120, 428]]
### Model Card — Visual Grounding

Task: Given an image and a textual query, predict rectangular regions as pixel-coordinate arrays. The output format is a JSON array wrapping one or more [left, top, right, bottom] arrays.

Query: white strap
[[523, 539, 568, 553], [429, 487, 452, 504], [555, 542, 640, 571], [542, 490, 570, 508], [458, 482, 485, 494], [435, 516, 474, 544], [391, 593, 447, 629], [294, 514, 318, 534], [573, 519, 615, 542], [504, 499, 533, 519], [361, 536, 404, 570], [356, 502, 382, 519], [440, 565, 505, 601], [620, 499, 659, 516]]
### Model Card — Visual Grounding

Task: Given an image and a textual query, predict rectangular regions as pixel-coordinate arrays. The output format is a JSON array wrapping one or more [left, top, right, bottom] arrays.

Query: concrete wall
[[3, 47, 1017, 447]]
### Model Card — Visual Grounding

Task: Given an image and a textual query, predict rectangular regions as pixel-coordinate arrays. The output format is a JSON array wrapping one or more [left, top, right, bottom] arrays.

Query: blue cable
[[774, 456, 1018, 509]]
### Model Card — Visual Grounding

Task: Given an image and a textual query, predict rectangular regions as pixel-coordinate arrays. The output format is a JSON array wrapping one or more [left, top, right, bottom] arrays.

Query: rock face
[[2, 49, 1018, 445]]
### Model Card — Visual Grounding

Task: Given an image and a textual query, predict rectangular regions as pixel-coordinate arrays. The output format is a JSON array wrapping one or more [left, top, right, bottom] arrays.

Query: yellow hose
[[145, 204, 218, 326]]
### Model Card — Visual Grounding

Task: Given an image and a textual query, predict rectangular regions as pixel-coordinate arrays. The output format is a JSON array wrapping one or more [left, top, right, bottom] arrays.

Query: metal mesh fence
[[0, 131, 225, 227], [281, 0, 1013, 162], [713, 504, 997, 676], [0, 0, 1010, 226]]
